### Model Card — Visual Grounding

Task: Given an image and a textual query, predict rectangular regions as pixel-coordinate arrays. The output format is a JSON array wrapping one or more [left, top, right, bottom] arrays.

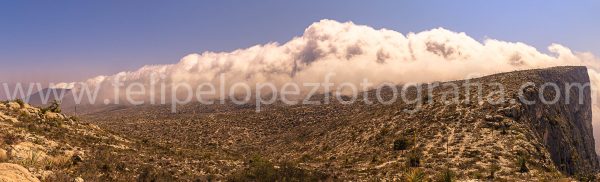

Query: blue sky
[[1, 0, 598, 83]]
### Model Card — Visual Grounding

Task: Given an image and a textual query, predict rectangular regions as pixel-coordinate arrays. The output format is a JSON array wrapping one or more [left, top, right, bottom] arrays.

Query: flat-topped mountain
[[83, 66, 599, 181]]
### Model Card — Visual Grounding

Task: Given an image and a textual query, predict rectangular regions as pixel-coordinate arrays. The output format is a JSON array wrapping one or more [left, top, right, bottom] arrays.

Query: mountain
[[27, 88, 71, 107], [1, 66, 598, 181], [82, 66, 598, 180]]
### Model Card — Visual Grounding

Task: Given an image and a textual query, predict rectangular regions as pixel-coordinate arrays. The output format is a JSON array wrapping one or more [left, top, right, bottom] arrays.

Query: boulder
[[0, 112, 19, 123], [44, 112, 65, 120], [9, 142, 47, 162], [0, 149, 7, 162], [0, 163, 40, 182]]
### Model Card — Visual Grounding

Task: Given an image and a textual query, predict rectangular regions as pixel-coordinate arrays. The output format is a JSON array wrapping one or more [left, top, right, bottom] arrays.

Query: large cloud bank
[[79, 20, 600, 97]]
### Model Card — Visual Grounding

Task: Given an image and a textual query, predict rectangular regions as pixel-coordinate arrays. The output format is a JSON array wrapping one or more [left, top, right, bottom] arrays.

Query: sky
[[0, 0, 599, 84]]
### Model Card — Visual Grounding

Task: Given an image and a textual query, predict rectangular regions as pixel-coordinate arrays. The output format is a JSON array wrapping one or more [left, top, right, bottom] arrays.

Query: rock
[[38, 170, 54, 181], [0, 163, 40, 182], [0, 112, 19, 123], [71, 151, 85, 165], [0, 149, 7, 162], [9, 142, 47, 162], [23, 105, 40, 115], [484, 114, 503, 122], [44, 112, 65, 120], [74, 177, 84, 182], [498, 105, 521, 119]]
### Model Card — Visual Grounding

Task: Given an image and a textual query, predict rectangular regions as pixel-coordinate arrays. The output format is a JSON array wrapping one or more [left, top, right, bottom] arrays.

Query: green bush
[[14, 99, 25, 108], [394, 137, 412, 151]]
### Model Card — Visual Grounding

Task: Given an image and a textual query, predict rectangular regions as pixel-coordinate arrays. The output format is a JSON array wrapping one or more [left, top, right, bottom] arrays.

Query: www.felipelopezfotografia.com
[[1, 1, 600, 181]]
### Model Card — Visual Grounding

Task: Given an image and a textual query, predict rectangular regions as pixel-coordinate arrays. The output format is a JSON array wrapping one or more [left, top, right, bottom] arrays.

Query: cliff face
[[520, 67, 599, 175]]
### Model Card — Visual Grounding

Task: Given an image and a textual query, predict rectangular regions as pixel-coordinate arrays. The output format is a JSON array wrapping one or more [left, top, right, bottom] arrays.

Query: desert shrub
[[394, 137, 412, 151], [14, 99, 25, 108], [228, 156, 329, 182], [404, 168, 426, 182], [434, 168, 454, 182], [471, 171, 483, 179], [137, 165, 176, 182], [45, 171, 73, 182], [42, 100, 62, 113], [69, 115, 80, 122], [517, 155, 529, 173], [487, 163, 500, 180], [3, 133, 23, 145], [422, 94, 433, 104], [242, 156, 277, 181], [406, 150, 422, 167], [19, 150, 42, 168], [45, 155, 72, 170]]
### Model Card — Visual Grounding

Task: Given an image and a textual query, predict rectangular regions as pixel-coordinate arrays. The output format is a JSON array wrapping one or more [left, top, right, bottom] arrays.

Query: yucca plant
[[435, 168, 453, 182], [517, 155, 529, 173], [405, 168, 426, 182]]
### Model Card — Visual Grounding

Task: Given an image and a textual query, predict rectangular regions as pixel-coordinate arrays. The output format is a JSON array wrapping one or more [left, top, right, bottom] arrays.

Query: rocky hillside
[[0, 100, 229, 181], [2, 66, 598, 181], [81, 66, 598, 181]]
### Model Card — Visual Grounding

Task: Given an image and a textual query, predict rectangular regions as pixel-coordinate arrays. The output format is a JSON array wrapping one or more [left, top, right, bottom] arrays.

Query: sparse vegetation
[[227, 156, 329, 182], [434, 168, 454, 182]]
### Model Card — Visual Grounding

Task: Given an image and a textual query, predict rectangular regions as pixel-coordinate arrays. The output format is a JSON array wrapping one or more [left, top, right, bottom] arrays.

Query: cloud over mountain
[[65, 20, 600, 151], [71, 19, 598, 103]]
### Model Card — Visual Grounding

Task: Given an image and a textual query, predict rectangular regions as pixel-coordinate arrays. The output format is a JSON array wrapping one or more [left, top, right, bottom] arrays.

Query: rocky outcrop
[[0, 163, 40, 182]]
